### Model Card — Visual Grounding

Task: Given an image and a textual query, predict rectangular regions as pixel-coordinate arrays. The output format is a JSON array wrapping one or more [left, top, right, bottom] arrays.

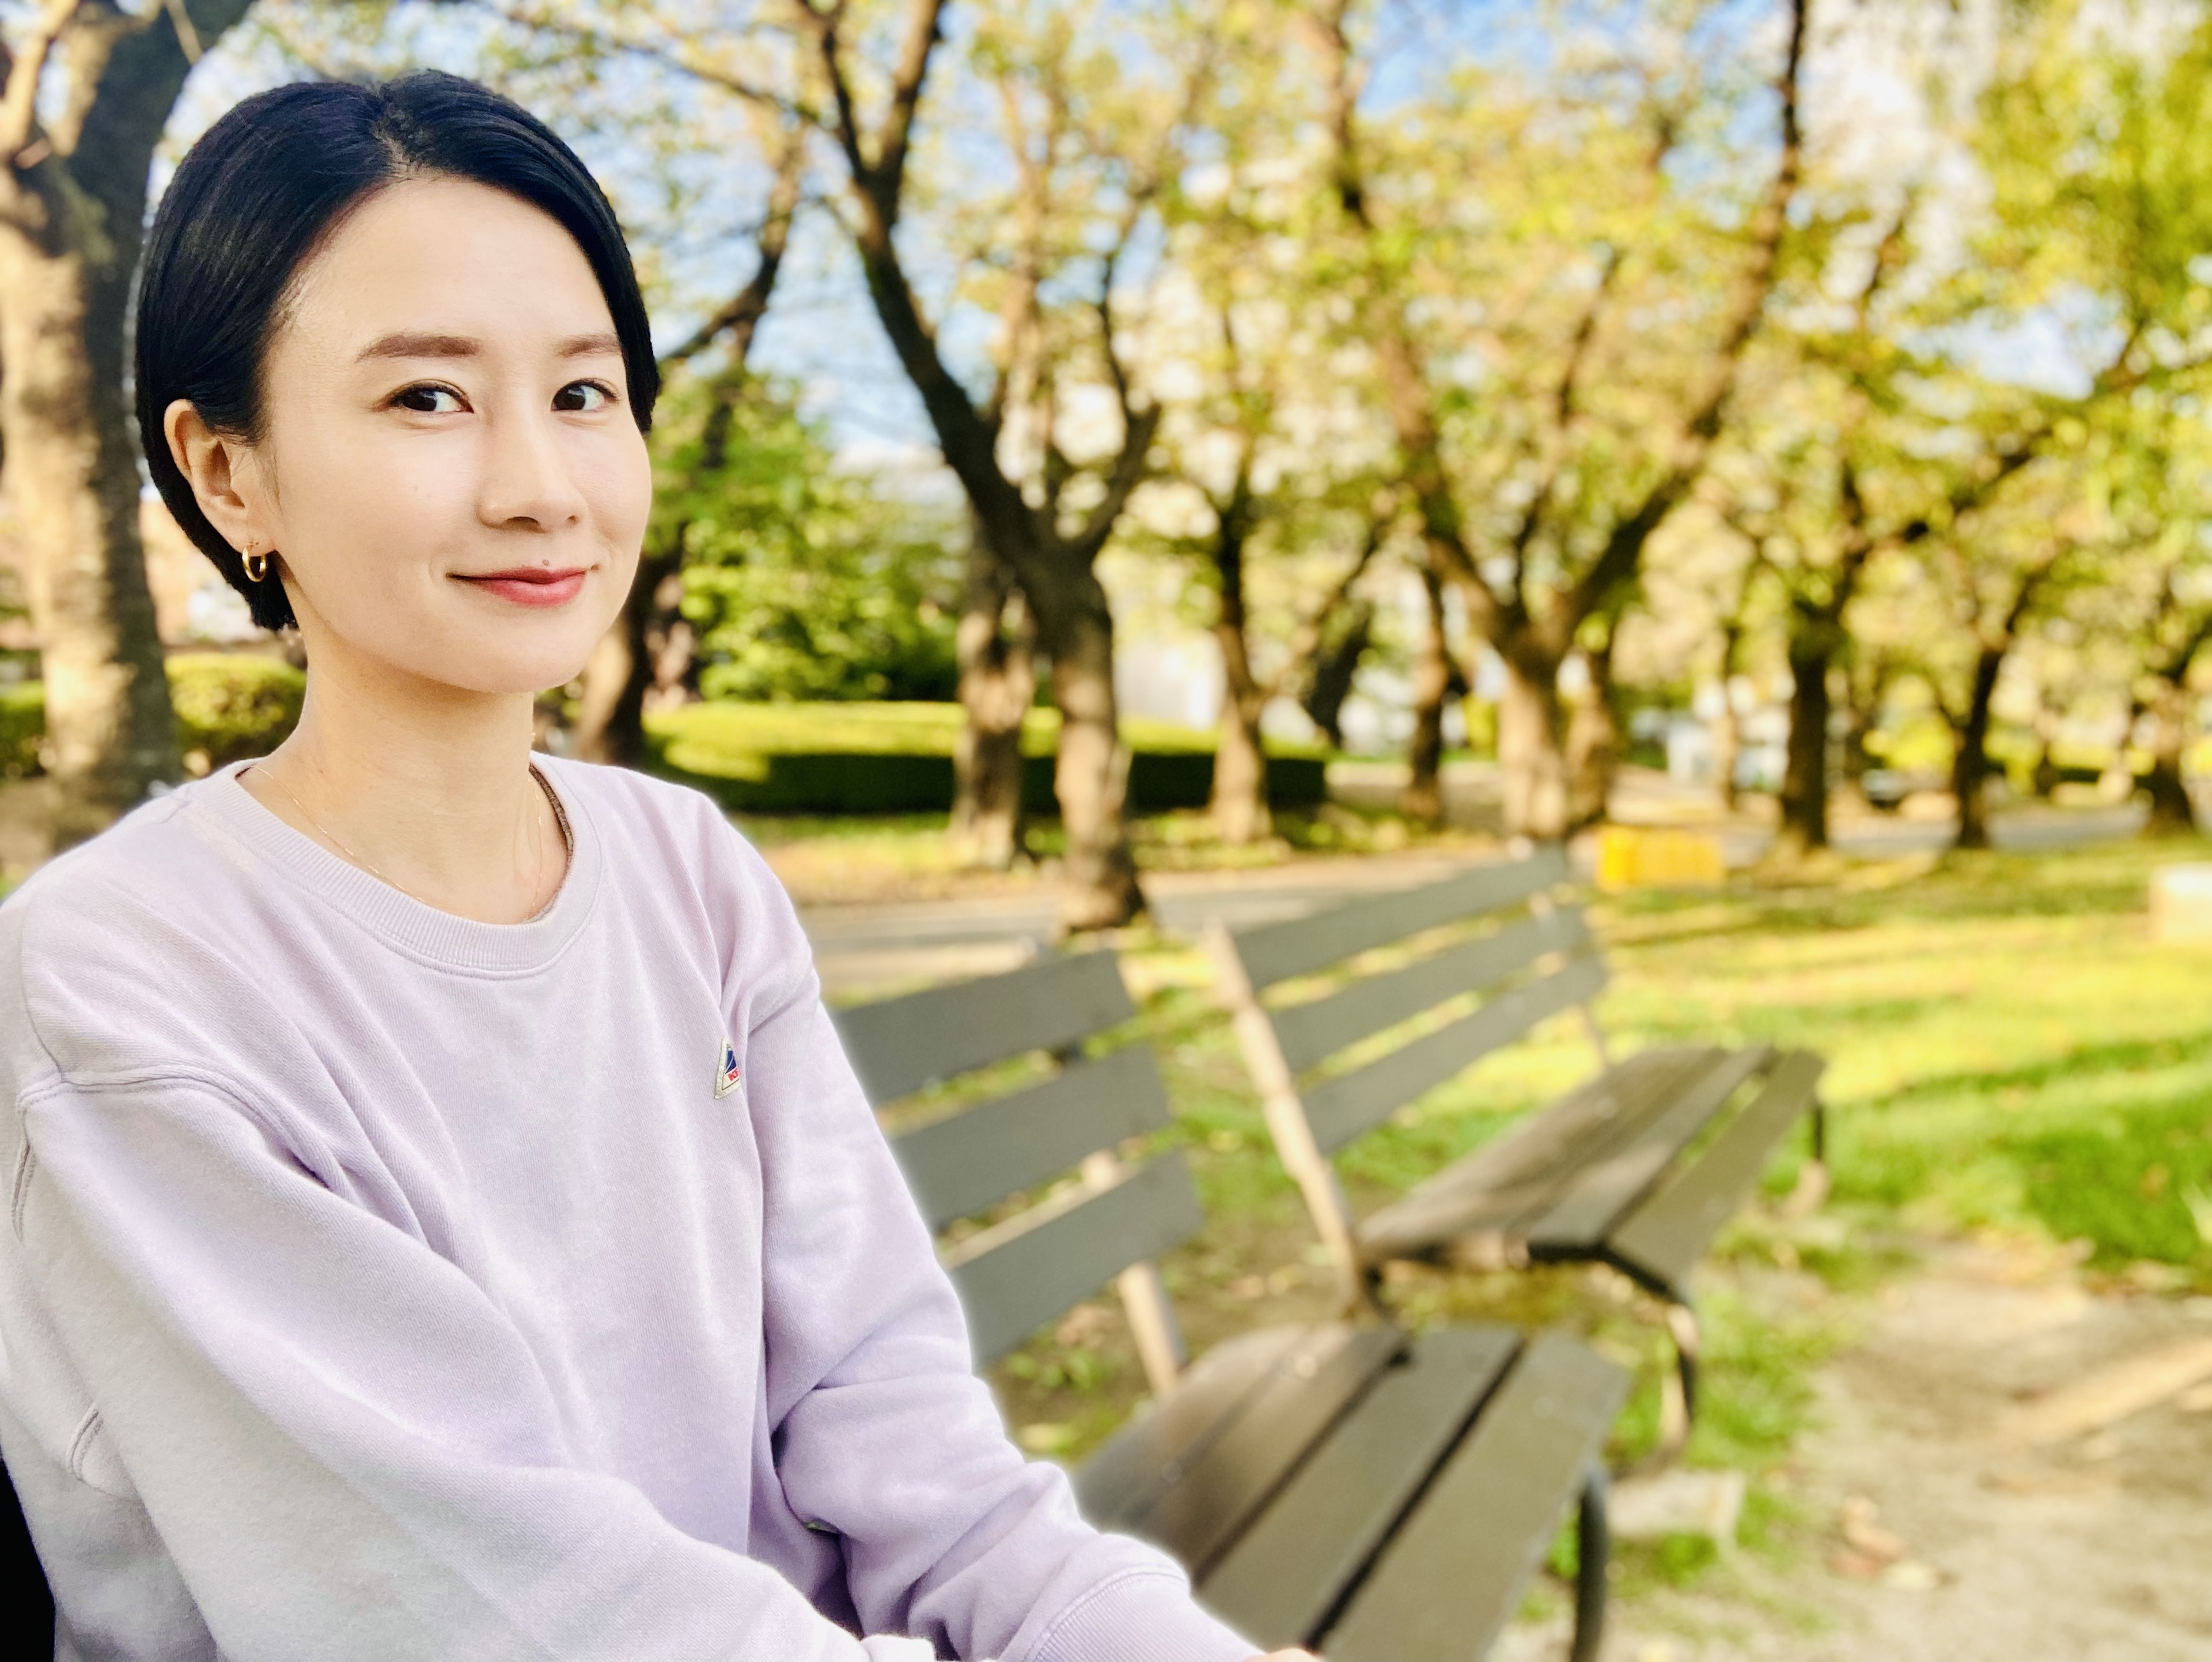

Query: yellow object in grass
[[1595, 825, 1727, 891]]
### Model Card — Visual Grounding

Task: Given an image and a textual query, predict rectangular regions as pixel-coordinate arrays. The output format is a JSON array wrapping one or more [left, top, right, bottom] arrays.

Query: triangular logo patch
[[715, 1039, 743, 1099]]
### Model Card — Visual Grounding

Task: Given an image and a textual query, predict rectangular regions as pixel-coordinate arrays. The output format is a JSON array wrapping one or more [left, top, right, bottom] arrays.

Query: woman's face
[[173, 175, 651, 698]]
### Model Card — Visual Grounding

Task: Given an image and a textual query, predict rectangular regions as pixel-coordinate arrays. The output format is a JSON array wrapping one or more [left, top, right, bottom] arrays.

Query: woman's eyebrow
[[355, 330, 621, 362], [358, 331, 479, 361], [556, 331, 623, 359]]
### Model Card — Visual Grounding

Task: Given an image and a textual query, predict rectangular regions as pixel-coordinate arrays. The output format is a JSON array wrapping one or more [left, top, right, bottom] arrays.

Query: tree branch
[[485, 2, 813, 120], [0, 0, 85, 165], [1563, 0, 1806, 629], [658, 118, 808, 370]]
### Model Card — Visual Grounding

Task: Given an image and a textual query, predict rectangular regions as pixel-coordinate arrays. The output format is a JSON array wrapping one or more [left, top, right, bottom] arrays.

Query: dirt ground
[[1505, 1236, 2212, 1661]]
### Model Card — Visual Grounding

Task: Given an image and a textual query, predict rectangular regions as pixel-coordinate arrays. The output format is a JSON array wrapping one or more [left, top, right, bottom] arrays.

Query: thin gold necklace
[[255, 762, 572, 913]]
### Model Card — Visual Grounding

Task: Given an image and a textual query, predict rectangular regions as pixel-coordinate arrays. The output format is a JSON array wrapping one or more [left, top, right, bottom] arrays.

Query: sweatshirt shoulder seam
[[20, 1062, 298, 1152]]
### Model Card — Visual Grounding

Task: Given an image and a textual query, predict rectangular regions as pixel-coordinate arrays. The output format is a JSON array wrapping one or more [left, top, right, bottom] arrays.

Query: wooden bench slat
[[944, 1155, 1203, 1365], [1273, 908, 1594, 1075], [1607, 1050, 1829, 1291], [1229, 849, 1570, 990], [889, 1047, 1175, 1229], [834, 952, 1134, 1103], [1118, 1323, 1407, 1574], [1196, 1326, 1522, 1649], [1354, 1048, 1724, 1262], [1076, 1326, 1313, 1528], [1302, 955, 1610, 1154], [1319, 1331, 1628, 1662], [1523, 1045, 1773, 1257]]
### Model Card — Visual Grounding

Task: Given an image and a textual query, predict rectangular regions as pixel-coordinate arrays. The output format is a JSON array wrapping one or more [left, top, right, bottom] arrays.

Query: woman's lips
[[456, 567, 588, 608]]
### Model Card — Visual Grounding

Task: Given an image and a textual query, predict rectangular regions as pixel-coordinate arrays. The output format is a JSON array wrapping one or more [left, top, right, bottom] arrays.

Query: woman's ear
[[164, 399, 270, 555]]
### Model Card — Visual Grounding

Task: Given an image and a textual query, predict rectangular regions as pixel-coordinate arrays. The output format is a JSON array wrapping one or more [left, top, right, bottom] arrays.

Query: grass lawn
[[963, 833, 2212, 1604]]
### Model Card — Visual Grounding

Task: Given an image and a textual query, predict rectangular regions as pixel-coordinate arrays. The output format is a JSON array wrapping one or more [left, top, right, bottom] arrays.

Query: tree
[[571, 117, 808, 764], [1305, 0, 1806, 841], [641, 367, 958, 702], [798, 0, 1199, 926], [2126, 558, 2212, 835], [0, 0, 256, 843]]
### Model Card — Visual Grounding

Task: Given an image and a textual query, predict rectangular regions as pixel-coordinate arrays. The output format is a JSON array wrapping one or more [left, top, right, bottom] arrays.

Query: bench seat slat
[[1230, 849, 1569, 991], [1318, 1331, 1628, 1662], [835, 952, 1133, 1103], [1274, 908, 1593, 1075], [1108, 1323, 1407, 1574], [945, 1155, 1202, 1365], [1302, 955, 1609, 1154], [890, 1047, 1175, 1230], [1607, 1050, 1828, 1290], [1523, 1046, 1772, 1258], [1354, 1047, 1722, 1263], [1197, 1326, 1522, 1649]]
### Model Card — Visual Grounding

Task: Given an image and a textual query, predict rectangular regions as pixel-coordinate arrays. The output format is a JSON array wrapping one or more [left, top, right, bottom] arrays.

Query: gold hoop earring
[[243, 546, 270, 584]]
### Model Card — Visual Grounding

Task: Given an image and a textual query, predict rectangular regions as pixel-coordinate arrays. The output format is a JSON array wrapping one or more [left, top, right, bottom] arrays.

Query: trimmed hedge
[[0, 654, 306, 779], [169, 654, 307, 769], [646, 701, 1328, 815], [0, 683, 40, 778]]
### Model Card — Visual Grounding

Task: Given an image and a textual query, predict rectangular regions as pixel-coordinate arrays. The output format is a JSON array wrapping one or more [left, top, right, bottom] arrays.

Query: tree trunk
[[1498, 649, 1569, 842], [573, 125, 804, 766], [570, 548, 683, 767], [1041, 575, 1142, 930], [949, 537, 1033, 869], [1207, 476, 1270, 844], [1565, 631, 1619, 830], [1302, 599, 1373, 748], [1711, 696, 1741, 813], [1401, 560, 1450, 824], [2141, 677, 2198, 836], [0, 4, 252, 843], [1951, 646, 2003, 851], [1, 236, 173, 843], [1774, 623, 1835, 858]]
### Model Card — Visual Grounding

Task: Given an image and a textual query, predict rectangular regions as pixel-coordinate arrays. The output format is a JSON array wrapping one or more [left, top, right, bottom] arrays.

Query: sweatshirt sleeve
[[725, 839, 1256, 1662], [13, 1069, 944, 1662]]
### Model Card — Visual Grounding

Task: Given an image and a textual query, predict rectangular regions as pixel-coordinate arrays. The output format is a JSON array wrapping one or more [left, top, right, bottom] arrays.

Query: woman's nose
[[478, 404, 588, 532]]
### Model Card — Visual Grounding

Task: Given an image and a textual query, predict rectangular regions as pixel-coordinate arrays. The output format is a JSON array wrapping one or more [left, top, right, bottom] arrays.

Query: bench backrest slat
[[1229, 848, 1569, 993], [890, 1046, 1175, 1231], [840, 950, 1200, 1393], [835, 951, 1134, 1103], [945, 1155, 1204, 1364], [1273, 908, 1593, 1076], [1302, 955, 1609, 1153]]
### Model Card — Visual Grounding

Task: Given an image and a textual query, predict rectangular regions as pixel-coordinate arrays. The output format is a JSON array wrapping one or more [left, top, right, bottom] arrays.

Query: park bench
[[836, 951, 1628, 1661], [1206, 845, 1828, 1455]]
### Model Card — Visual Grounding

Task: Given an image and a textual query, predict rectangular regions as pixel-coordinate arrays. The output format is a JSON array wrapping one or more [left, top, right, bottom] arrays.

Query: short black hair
[[137, 71, 659, 633]]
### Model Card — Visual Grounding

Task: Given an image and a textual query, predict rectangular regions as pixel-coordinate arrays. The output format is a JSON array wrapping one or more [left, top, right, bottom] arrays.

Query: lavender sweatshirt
[[0, 760, 1254, 1662]]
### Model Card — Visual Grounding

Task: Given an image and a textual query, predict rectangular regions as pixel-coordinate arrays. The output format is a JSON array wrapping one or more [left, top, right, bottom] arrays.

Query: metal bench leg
[[1569, 1462, 1609, 1662], [1654, 1297, 1700, 1467], [1786, 1097, 1831, 1216]]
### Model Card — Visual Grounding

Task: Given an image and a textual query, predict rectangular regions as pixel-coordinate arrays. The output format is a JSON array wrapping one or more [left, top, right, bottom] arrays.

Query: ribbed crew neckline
[[192, 757, 603, 977]]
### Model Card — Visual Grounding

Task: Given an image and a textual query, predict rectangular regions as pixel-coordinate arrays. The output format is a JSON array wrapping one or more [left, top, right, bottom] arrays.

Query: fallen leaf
[[1839, 1495, 1908, 1564]]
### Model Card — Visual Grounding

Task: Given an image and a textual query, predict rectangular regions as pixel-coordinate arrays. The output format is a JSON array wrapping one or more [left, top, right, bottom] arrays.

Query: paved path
[[798, 782, 2152, 995], [800, 849, 1492, 995]]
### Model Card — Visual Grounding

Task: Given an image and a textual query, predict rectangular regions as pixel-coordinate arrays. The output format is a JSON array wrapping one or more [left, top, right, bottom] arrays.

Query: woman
[[0, 73, 1297, 1662]]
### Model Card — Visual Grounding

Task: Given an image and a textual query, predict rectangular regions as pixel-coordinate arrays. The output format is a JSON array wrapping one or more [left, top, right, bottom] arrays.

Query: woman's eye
[[554, 380, 615, 414], [393, 384, 464, 414]]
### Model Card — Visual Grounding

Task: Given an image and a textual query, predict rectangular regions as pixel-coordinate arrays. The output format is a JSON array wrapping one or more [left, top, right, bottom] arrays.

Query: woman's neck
[[240, 648, 569, 925]]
